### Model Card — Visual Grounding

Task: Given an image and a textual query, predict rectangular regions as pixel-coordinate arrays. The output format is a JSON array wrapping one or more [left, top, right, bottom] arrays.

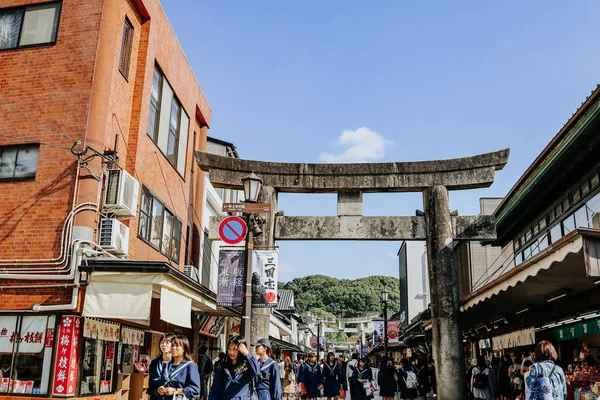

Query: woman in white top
[[471, 356, 494, 400]]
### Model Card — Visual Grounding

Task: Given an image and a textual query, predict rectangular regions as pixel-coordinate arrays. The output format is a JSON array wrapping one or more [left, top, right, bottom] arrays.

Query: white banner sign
[[0, 316, 47, 353], [492, 327, 535, 351], [83, 318, 120, 342], [122, 326, 145, 345], [252, 250, 278, 308]]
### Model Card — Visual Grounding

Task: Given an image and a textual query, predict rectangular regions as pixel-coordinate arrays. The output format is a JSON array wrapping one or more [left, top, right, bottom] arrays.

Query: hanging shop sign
[[0, 315, 48, 354], [310, 337, 318, 351], [252, 249, 278, 308], [199, 316, 227, 338], [83, 318, 120, 341], [52, 316, 81, 397], [122, 326, 145, 346], [492, 327, 535, 351], [229, 319, 241, 336], [373, 321, 400, 344], [479, 339, 492, 350], [556, 317, 600, 341], [216, 248, 246, 307]]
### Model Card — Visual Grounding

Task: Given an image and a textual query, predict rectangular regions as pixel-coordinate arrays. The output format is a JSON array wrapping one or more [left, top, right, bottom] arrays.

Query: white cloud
[[318, 127, 393, 163]]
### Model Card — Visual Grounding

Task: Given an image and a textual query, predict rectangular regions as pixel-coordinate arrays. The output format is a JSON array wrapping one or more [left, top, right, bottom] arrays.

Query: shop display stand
[[129, 372, 149, 400], [117, 373, 131, 400]]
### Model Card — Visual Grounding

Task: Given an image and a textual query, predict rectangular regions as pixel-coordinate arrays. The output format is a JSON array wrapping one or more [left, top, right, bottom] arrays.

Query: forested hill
[[281, 275, 400, 319]]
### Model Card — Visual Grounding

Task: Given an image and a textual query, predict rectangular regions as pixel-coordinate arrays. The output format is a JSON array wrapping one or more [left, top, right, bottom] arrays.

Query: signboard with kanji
[[252, 249, 278, 308], [216, 248, 246, 306], [0, 316, 47, 353], [52, 316, 81, 397]]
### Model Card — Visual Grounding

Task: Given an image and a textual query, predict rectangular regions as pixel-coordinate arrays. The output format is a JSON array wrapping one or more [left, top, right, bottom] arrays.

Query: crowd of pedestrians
[[467, 340, 567, 400], [147, 334, 442, 400]]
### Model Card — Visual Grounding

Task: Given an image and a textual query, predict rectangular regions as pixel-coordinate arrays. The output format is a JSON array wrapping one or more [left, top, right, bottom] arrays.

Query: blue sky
[[162, 0, 600, 281]]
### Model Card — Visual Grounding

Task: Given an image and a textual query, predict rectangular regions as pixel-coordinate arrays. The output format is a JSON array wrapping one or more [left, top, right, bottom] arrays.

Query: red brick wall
[[0, 0, 211, 281], [0, 0, 103, 261]]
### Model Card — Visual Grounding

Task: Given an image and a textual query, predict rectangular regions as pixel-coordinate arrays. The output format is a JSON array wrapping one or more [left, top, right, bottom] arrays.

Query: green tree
[[281, 275, 400, 319]]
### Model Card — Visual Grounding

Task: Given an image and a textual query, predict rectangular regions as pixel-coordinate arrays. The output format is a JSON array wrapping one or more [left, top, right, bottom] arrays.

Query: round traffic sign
[[219, 216, 247, 245]]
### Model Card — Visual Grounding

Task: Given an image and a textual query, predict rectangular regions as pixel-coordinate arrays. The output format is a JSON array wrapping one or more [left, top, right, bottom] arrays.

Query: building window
[[167, 98, 181, 164], [0, 144, 39, 180], [0, 2, 61, 50], [146, 65, 189, 176], [148, 68, 162, 142], [0, 315, 55, 394], [118, 18, 133, 79], [80, 339, 115, 395], [138, 186, 182, 262]]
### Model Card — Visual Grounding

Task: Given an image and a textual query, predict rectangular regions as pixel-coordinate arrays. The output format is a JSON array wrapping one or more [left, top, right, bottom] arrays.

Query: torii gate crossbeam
[[196, 149, 509, 400]]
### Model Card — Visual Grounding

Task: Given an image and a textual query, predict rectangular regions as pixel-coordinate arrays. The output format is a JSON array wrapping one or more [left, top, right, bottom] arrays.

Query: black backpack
[[472, 368, 488, 389]]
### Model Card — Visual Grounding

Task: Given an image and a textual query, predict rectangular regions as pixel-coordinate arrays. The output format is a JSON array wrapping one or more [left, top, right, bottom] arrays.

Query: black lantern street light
[[240, 172, 263, 340], [381, 287, 389, 357]]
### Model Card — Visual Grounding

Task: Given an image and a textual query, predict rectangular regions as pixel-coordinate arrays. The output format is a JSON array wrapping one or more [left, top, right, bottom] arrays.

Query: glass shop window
[[0, 315, 55, 395], [80, 339, 116, 395], [562, 213, 576, 234]]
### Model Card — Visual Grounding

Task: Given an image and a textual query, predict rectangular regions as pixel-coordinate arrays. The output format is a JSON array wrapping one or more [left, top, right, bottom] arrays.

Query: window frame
[[137, 185, 182, 262], [0, 1, 62, 52], [145, 63, 189, 177], [0, 144, 40, 182], [147, 67, 163, 143], [118, 17, 134, 80]]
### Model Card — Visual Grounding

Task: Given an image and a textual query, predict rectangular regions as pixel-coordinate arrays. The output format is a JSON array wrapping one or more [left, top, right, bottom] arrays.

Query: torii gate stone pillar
[[197, 149, 509, 400]]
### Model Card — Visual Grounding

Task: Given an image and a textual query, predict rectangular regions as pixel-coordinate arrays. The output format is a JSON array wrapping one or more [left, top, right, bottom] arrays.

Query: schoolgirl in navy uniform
[[298, 353, 323, 400], [323, 352, 343, 400], [350, 358, 372, 400], [209, 336, 259, 400], [148, 332, 176, 400], [252, 338, 281, 400], [162, 335, 201, 400]]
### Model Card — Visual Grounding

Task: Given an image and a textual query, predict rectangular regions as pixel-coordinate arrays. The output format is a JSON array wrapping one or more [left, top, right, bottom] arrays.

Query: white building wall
[[405, 241, 429, 322]]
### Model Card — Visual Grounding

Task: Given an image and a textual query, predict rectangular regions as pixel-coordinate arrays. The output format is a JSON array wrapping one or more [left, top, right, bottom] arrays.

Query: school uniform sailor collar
[[306, 363, 319, 374], [357, 368, 368, 378], [325, 362, 337, 375]]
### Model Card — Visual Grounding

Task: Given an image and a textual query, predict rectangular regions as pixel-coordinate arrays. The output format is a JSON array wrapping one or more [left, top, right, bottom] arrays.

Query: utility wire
[[0, 132, 72, 150], [0, 97, 79, 143]]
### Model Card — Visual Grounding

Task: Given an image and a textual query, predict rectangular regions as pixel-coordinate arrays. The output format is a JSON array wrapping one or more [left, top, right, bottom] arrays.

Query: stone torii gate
[[196, 149, 509, 400]]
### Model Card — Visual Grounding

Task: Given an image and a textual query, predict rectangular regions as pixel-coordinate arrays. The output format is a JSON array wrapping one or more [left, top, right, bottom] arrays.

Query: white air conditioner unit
[[103, 169, 140, 219], [99, 218, 130, 256], [183, 265, 200, 283]]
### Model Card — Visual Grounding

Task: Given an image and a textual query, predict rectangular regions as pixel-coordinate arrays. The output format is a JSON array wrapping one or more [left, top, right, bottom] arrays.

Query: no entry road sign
[[218, 216, 247, 245]]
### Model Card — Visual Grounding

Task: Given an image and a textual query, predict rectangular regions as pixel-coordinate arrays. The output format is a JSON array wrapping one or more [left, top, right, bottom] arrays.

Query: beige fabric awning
[[83, 271, 216, 328]]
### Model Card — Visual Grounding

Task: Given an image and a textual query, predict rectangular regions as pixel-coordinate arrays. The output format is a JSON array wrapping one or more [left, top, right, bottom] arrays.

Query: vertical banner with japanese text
[[252, 249, 278, 307], [216, 248, 246, 307], [52, 316, 81, 397]]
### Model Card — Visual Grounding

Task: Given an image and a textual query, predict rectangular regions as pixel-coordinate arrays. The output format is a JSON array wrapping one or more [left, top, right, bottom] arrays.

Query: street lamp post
[[381, 287, 389, 357], [240, 173, 263, 341]]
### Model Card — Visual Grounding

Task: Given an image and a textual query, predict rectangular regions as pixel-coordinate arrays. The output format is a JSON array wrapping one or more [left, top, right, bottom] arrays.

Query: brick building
[[0, 0, 232, 398]]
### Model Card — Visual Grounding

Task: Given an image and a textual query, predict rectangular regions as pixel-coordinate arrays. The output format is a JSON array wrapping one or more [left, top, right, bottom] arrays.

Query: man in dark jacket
[[198, 346, 213, 400]]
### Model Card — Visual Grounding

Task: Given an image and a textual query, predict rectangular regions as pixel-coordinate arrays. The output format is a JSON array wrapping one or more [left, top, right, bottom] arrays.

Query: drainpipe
[[32, 243, 84, 312]]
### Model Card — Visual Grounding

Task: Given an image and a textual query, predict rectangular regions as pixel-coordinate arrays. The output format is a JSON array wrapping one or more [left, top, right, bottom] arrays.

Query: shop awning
[[461, 229, 600, 327], [269, 336, 303, 353], [83, 271, 217, 328]]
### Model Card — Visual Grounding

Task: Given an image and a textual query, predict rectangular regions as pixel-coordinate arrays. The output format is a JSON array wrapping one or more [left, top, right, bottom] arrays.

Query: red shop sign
[[45, 328, 55, 348]]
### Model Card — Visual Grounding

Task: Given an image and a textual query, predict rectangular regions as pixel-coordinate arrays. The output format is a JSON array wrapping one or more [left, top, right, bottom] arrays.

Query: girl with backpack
[[471, 356, 493, 400], [209, 336, 259, 400], [525, 341, 567, 400], [397, 358, 418, 400], [161, 335, 201, 400]]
